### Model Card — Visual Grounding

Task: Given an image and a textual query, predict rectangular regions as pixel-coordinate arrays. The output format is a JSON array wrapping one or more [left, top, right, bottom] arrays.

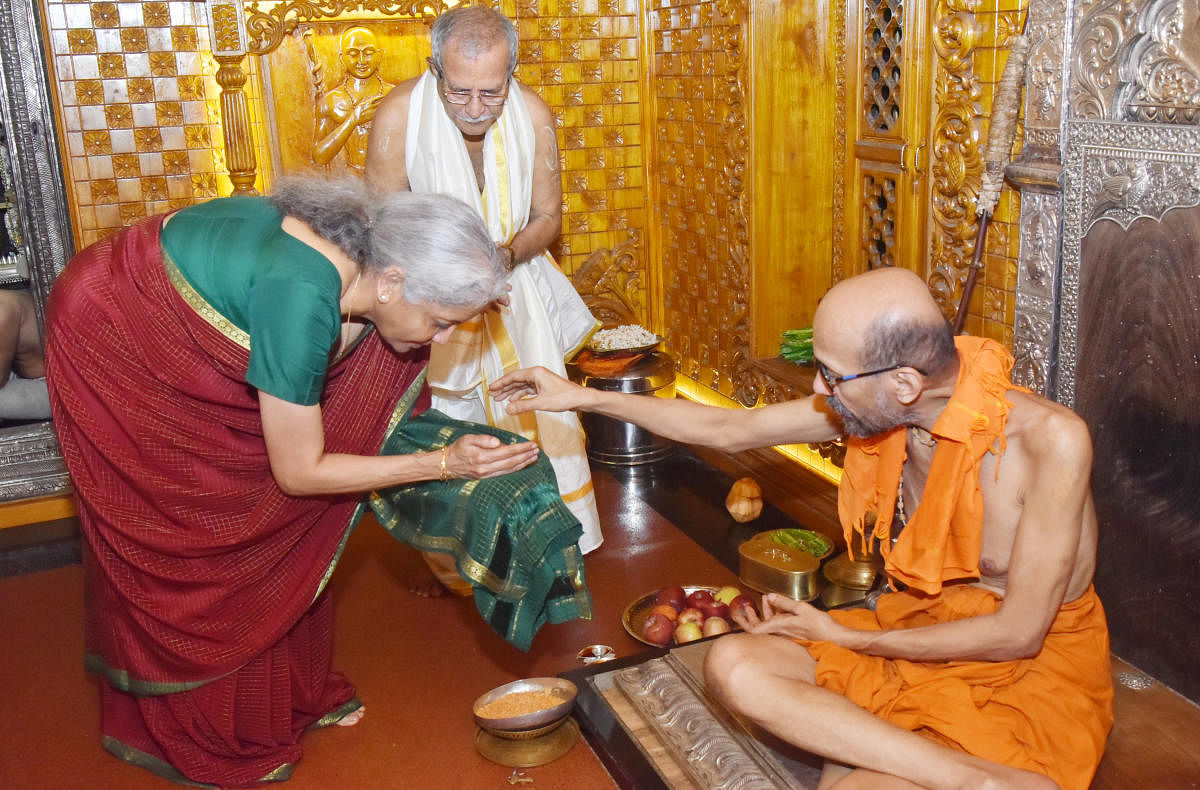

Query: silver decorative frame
[[1056, 119, 1200, 407], [1010, 0, 1200, 399], [0, 0, 75, 502]]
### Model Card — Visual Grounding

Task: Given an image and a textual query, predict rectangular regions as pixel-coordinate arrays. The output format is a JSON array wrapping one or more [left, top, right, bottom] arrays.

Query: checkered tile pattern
[[504, 0, 645, 277], [45, 1, 223, 245]]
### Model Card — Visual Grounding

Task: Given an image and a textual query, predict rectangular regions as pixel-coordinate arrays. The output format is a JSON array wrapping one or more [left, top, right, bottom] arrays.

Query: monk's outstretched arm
[[740, 406, 1094, 663], [491, 365, 843, 452]]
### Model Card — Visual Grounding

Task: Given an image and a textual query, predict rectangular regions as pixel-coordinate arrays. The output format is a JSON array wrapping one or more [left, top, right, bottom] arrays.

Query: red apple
[[702, 616, 732, 637], [641, 612, 674, 646], [677, 607, 704, 626], [674, 621, 703, 644], [729, 594, 756, 619], [685, 589, 714, 609], [654, 584, 687, 612], [714, 585, 741, 605], [698, 599, 730, 621], [650, 604, 679, 622]]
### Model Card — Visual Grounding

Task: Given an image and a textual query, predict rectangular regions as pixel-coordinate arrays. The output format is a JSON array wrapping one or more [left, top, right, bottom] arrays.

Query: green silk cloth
[[368, 390, 593, 652]]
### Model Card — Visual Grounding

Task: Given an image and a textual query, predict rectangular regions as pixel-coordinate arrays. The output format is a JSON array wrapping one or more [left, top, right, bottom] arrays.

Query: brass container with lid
[[737, 533, 823, 602]]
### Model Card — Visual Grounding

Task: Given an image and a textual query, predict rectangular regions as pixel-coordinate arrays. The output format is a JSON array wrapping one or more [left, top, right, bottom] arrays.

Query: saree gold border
[[313, 370, 430, 602], [101, 735, 224, 788], [368, 477, 534, 598], [85, 652, 215, 696], [308, 695, 364, 729], [162, 246, 251, 350]]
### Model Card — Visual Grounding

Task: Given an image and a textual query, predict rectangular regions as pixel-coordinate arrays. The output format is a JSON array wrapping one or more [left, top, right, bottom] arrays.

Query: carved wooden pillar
[[214, 55, 258, 194], [206, 0, 257, 194]]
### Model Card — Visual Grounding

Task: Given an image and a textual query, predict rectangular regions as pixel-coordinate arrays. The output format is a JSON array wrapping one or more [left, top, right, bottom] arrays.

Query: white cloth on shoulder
[[405, 71, 602, 553]]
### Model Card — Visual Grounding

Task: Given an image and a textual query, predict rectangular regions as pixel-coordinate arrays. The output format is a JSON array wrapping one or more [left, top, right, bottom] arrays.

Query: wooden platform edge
[[0, 492, 77, 530]]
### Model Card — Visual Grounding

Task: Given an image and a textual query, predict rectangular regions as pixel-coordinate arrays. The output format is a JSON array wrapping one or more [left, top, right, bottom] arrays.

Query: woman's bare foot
[[407, 571, 453, 598], [336, 706, 365, 727]]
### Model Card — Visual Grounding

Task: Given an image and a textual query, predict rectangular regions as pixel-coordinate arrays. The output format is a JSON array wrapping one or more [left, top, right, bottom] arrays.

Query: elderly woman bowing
[[44, 177, 585, 787]]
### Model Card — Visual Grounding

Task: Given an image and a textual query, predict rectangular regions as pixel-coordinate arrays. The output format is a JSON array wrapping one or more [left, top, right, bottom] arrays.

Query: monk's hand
[[444, 434, 539, 479], [489, 366, 583, 415], [739, 593, 840, 642]]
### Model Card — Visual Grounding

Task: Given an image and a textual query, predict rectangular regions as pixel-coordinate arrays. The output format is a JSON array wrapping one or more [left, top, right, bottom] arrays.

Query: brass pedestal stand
[[474, 717, 580, 768]]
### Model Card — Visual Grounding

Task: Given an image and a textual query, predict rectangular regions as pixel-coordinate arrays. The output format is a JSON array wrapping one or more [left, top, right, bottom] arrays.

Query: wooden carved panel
[[651, 0, 752, 403]]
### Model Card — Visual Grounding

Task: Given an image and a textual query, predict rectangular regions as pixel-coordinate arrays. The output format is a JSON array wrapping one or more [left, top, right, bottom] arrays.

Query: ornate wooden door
[[840, 0, 931, 276]]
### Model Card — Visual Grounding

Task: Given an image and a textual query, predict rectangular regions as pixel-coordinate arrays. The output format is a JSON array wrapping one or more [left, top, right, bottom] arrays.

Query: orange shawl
[[837, 336, 1029, 594]]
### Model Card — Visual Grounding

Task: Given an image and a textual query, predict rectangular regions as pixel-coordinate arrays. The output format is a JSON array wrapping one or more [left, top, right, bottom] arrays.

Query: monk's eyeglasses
[[816, 360, 926, 390], [432, 65, 510, 107]]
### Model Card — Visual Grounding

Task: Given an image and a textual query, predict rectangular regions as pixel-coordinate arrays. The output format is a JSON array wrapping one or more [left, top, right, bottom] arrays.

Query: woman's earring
[[380, 293, 389, 302]]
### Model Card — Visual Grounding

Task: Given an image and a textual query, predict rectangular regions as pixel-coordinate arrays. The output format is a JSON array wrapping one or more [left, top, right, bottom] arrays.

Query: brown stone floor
[[0, 453, 757, 790]]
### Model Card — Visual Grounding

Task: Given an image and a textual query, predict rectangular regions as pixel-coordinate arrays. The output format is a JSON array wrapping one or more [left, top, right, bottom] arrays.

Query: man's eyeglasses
[[816, 360, 927, 389], [432, 65, 510, 107]]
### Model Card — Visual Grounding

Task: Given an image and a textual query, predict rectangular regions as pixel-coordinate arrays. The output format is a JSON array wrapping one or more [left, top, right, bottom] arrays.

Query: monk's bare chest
[[902, 437, 1023, 585]]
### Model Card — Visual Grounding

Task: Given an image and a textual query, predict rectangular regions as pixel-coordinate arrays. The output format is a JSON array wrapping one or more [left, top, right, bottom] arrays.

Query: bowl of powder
[[472, 677, 578, 738]]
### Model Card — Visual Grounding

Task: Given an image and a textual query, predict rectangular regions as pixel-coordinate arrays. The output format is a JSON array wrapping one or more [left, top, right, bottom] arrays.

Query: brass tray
[[474, 716, 580, 767], [623, 585, 740, 647]]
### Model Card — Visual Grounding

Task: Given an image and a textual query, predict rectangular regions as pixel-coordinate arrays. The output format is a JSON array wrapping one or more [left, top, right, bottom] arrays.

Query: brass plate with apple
[[623, 585, 739, 647]]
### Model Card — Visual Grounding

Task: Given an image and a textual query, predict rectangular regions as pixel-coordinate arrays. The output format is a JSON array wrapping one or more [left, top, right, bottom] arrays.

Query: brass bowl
[[472, 677, 577, 738], [478, 717, 570, 741], [738, 539, 821, 601], [822, 551, 879, 591]]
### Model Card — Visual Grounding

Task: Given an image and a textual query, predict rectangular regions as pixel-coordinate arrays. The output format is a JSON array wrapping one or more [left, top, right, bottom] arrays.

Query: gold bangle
[[439, 446, 450, 482]]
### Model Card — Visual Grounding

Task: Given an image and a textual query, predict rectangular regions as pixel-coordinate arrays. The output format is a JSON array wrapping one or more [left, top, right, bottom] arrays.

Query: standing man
[[313, 26, 394, 173], [491, 268, 1113, 790], [366, 6, 603, 577]]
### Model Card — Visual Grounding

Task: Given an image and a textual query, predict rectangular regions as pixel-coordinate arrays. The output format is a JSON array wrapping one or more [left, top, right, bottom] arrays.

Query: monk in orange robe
[[491, 267, 1112, 790]]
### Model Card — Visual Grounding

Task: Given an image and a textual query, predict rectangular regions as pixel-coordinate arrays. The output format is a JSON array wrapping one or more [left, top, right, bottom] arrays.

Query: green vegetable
[[770, 528, 832, 557], [780, 327, 814, 364]]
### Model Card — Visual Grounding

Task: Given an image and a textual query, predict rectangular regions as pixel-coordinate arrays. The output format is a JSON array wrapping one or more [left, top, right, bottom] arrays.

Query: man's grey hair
[[430, 6, 519, 76], [859, 312, 958, 377], [268, 176, 506, 308]]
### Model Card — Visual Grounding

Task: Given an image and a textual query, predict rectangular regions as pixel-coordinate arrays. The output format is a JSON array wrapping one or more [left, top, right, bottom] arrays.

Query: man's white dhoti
[[406, 72, 603, 553]]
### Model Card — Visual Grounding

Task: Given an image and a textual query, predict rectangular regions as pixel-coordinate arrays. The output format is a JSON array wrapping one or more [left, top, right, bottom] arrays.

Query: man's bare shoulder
[[374, 75, 421, 124], [516, 81, 554, 125], [1005, 390, 1093, 470]]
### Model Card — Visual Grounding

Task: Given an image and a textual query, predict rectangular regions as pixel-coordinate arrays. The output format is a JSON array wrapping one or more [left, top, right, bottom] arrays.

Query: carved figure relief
[[310, 26, 395, 173], [262, 19, 429, 180]]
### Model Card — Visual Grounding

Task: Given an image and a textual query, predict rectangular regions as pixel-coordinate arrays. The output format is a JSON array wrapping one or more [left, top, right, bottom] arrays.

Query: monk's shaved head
[[814, 268, 956, 378]]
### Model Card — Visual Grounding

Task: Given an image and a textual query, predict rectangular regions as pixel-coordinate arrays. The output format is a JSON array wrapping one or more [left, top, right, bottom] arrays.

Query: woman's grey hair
[[860, 313, 958, 377], [269, 176, 506, 308], [431, 6, 519, 76]]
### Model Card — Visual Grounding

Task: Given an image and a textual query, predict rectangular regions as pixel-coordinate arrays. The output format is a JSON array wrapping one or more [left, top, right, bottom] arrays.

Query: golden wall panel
[[649, 0, 751, 401], [926, 0, 1027, 345], [503, 0, 646, 281], [42, 0, 227, 247]]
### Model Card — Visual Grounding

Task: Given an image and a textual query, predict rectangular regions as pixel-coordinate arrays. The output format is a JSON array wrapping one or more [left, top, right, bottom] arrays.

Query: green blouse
[[161, 196, 342, 406]]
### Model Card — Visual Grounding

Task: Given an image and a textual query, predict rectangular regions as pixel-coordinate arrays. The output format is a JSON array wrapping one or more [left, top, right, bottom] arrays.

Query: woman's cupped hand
[[445, 434, 539, 479]]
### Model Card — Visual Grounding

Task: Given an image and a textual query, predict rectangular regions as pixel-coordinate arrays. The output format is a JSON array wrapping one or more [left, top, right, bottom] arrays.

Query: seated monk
[[490, 267, 1113, 790]]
